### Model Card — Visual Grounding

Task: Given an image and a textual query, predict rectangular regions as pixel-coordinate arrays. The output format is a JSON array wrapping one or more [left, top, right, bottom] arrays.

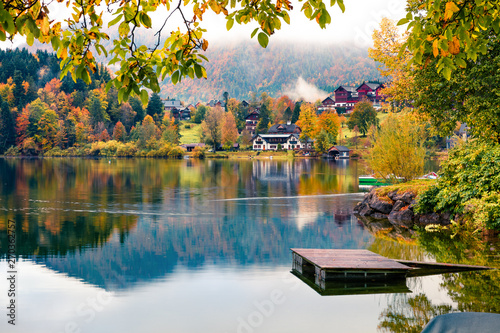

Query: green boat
[[358, 176, 393, 186]]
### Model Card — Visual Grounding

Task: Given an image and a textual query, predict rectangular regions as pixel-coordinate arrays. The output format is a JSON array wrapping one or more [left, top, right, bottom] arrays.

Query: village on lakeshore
[[166, 81, 387, 159]]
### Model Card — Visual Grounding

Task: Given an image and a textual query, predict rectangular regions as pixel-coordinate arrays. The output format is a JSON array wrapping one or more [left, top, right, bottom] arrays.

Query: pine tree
[[146, 93, 164, 122], [130, 97, 145, 124], [255, 104, 270, 134], [13, 70, 26, 110], [0, 97, 16, 153], [283, 107, 292, 122], [291, 102, 301, 124]]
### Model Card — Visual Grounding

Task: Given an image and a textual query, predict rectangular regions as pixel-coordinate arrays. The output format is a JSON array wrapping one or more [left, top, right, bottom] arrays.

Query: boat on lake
[[358, 175, 394, 186], [358, 172, 439, 187]]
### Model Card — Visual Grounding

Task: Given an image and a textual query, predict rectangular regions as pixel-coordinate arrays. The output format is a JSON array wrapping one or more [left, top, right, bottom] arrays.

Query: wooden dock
[[291, 248, 494, 286], [291, 249, 411, 283]]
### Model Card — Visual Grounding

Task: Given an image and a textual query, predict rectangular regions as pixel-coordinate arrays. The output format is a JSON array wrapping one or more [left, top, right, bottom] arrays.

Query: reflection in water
[[0, 157, 497, 333], [0, 158, 368, 290], [377, 227, 500, 332], [291, 270, 412, 296]]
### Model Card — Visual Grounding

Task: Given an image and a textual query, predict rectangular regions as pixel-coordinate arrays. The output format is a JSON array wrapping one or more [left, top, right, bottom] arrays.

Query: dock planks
[[290, 248, 495, 295], [291, 248, 411, 272]]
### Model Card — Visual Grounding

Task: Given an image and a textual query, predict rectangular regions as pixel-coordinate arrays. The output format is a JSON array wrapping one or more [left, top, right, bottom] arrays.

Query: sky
[[0, 0, 408, 50], [202, 0, 408, 47]]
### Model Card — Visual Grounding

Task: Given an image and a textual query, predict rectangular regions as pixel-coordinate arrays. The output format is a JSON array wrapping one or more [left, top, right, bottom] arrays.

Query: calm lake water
[[0, 157, 499, 333]]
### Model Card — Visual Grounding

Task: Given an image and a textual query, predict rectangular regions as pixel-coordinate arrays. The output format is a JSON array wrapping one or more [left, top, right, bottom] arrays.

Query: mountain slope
[[159, 42, 382, 103]]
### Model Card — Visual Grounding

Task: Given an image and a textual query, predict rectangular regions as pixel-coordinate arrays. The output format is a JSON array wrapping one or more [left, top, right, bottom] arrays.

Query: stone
[[388, 209, 415, 228], [359, 204, 374, 216], [369, 195, 393, 214], [353, 202, 365, 214], [387, 190, 399, 201], [392, 200, 407, 212], [417, 213, 443, 226], [401, 192, 415, 204], [372, 212, 389, 219]]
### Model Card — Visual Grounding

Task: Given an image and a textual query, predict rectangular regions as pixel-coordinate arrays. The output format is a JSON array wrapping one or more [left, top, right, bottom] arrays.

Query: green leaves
[[257, 32, 269, 48], [0, 0, 343, 102], [405, 0, 500, 80], [416, 140, 500, 230], [226, 18, 234, 31], [171, 71, 180, 85]]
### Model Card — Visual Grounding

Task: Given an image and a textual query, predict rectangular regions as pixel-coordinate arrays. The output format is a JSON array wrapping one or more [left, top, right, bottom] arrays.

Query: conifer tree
[[146, 93, 164, 122], [291, 102, 301, 124], [283, 107, 292, 122], [130, 97, 145, 124], [255, 104, 270, 134], [0, 97, 16, 153]]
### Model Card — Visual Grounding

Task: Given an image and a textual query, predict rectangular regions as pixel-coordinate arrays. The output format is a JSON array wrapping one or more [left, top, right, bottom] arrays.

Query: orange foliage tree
[[113, 121, 127, 142], [222, 111, 239, 149]]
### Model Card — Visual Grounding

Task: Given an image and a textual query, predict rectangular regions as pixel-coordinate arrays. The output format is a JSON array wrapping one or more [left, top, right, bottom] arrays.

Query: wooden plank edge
[[396, 260, 495, 271]]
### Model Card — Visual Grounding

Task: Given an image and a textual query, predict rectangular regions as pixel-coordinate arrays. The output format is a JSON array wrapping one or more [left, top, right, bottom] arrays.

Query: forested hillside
[[23, 36, 382, 103], [159, 42, 382, 103]]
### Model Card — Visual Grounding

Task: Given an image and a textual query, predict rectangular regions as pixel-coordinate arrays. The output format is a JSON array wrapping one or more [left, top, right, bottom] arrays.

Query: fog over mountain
[[159, 41, 383, 103]]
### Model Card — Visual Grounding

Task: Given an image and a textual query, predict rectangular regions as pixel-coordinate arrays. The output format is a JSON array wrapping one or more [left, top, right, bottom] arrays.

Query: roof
[[335, 85, 357, 93], [356, 82, 382, 91], [328, 145, 350, 152], [366, 82, 382, 90], [268, 123, 301, 134], [322, 96, 334, 103], [255, 134, 298, 139], [181, 143, 205, 148], [164, 100, 182, 108], [245, 110, 260, 119]]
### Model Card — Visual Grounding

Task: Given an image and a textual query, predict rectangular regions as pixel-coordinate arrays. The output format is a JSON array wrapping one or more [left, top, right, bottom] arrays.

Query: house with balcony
[[252, 133, 310, 151], [245, 109, 260, 135]]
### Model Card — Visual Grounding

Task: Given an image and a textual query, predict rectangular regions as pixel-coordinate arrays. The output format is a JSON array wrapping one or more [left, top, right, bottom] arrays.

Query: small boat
[[420, 172, 439, 179], [358, 175, 393, 186], [359, 172, 438, 186]]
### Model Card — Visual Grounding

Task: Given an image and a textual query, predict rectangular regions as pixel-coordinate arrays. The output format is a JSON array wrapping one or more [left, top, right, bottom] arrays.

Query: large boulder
[[369, 195, 394, 214], [388, 208, 415, 228], [389, 191, 415, 204], [416, 212, 452, 227], [392, 200, 407, 212]]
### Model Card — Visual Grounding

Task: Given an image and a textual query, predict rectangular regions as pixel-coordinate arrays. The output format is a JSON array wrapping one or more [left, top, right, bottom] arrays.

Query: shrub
[[415, 140, 500, 230], [4, 146, 21, 156], [45, 147, 66, 157], [184, 124, 191, 129], [116, 142, 138, 157], [157, 144, 172, 157], [168, 146, 184, 158], [192, 146, 205, 159], [65, 147, 78, 156]]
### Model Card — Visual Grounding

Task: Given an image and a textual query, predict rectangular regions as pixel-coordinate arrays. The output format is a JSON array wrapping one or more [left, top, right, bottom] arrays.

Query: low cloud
[[283, 77, 328, 103]]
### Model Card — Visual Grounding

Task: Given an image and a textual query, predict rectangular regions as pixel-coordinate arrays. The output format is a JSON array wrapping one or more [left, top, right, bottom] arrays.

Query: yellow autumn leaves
[[444, 1, 460, 21], [432, 35, 460, 57]]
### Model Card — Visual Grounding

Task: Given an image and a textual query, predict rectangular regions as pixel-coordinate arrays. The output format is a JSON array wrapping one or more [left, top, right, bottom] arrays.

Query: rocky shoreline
[[353, 188, 452, 229]]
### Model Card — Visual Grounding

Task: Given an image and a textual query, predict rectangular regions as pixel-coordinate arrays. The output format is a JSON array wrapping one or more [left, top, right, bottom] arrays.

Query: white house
[[252, 133, 309, 151]]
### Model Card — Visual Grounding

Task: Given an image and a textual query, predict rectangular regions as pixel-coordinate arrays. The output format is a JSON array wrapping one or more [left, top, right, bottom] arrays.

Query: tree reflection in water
[[376, 228, 500, 332]]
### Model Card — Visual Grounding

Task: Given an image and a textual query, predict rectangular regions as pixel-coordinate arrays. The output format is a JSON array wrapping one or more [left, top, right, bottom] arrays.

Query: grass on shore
[[375, 179, 437, 198], [179, 121, 202, 144], [339, 112, 389, 140]]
